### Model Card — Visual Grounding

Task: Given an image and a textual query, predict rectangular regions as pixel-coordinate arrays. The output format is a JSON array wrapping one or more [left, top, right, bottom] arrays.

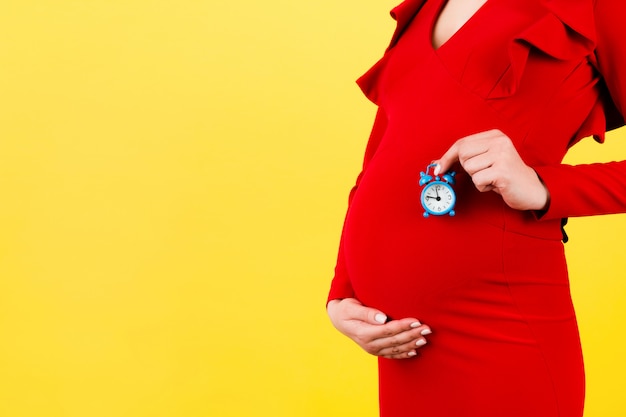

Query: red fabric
[[328, 0, 626, 415]]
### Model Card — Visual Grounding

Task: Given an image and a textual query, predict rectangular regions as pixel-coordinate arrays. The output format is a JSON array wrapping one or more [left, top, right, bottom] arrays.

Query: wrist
[[532, 169, 550, 211]]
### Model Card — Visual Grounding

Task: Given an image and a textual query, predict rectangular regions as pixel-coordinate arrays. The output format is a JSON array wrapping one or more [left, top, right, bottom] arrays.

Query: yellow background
[[0, 1, 624, 416]]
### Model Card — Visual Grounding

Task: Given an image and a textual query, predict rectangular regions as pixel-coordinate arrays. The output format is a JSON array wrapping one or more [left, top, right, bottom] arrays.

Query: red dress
[[328, 0, 626, 416]]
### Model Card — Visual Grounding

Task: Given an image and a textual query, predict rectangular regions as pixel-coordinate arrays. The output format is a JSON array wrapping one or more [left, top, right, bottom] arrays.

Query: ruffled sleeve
[[356, 0, 426, 103], [534, 0, 626, 220]]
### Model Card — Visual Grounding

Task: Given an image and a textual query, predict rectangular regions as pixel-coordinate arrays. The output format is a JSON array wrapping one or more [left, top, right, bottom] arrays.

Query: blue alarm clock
[[418, 163, 457, 217]]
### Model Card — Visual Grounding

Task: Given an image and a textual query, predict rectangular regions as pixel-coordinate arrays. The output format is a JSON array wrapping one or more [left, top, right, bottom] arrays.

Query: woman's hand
[[327, 298, 432, 359], [433, 129, 549, 211]]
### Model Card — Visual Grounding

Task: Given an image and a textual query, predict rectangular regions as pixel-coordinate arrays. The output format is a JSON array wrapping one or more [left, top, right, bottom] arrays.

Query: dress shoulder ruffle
[[355, 0, 426, 103], [492, 0, 597, 98]]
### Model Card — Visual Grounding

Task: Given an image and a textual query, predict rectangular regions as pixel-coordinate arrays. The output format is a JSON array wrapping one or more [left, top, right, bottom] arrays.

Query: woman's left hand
[[433, 129, 549, 211]]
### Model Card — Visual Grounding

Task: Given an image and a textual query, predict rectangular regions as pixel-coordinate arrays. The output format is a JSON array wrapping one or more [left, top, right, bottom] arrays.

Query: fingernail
[[410, 321, 422, 328], [433, 163, 441, 176], [408, 351, 417, 357], [375, 313, 387, 324], [420, 328, 432, 336], [416, 338, 427, 347]]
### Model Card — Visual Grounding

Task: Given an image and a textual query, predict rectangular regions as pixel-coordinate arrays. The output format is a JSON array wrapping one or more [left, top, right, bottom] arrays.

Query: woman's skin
[[432, 0, 488, 49], [327, 130, 549, 359]]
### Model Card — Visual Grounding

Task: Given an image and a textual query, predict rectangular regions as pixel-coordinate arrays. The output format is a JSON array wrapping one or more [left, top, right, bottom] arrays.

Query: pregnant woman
[[327, 0, 626, 416]]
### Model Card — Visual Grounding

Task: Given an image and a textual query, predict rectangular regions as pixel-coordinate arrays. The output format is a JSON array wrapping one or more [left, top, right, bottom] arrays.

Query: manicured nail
[[416, 338, 427, 347], [433, 163, 441, 176], [420, 328, 432, 336], [410, 321, 422, 328], [408, 351, 417, 357], [375, 313, 387, 324]]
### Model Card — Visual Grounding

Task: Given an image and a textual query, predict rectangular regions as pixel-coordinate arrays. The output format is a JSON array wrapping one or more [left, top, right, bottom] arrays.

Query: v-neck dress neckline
[[429, 0, 493, 53]]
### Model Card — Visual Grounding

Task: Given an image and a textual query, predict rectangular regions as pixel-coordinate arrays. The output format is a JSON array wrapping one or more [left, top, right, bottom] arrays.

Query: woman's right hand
[[327, 298, 432, 359]]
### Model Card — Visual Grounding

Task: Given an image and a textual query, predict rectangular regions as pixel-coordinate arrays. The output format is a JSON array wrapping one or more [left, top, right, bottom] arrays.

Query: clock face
[[421, 182, 456, 215]]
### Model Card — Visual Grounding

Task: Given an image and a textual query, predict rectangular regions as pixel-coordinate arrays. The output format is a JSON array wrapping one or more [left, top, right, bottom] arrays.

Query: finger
[[365, 323, 432, 353], [379, 331, 433, 359], [342, 298, 389, 325], [459, 150, 493, 176], [374, 322, 429, 341], [470, 167, 499, 192], [379, 335, 429, 355], [382, 351, 418, 360], [435, 131, 493, 176], [383, 349, 419, 360], [471, 160, 513, 192], [373, 318, 427, 339], [433, 141, 460, 176], [353, 319, 424, 347], [380, 337, 429, 359]]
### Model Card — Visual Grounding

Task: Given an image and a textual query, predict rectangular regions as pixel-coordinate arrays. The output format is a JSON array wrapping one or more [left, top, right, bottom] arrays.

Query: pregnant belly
[[342, 148, 507, 320]]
